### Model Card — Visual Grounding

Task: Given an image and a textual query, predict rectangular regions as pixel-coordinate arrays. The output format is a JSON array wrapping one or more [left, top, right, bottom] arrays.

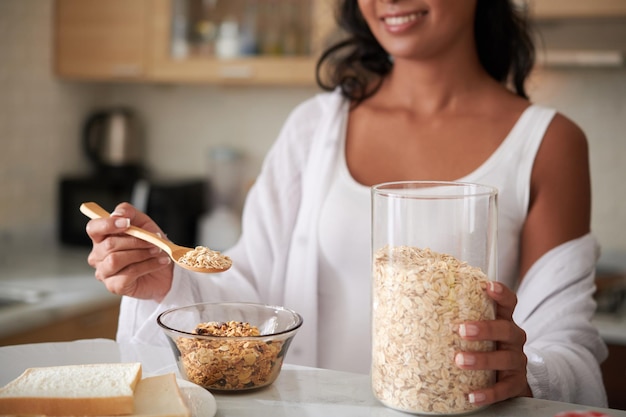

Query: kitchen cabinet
[[525, 0, 626, 19], [54, 0, 337, 85], [0, 300, 120, 347], [54, 0, 150, 81]]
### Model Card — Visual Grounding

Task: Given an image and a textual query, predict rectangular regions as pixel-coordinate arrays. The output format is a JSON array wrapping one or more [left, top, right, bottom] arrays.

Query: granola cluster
[[176, 321, 284, 391], [194, 321, 261, 337], [178, 246, 232, 270], [372, 246, 495, 415]]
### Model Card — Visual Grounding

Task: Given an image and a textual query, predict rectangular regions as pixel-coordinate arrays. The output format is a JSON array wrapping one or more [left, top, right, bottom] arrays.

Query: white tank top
[[317, 105, 556, 374]]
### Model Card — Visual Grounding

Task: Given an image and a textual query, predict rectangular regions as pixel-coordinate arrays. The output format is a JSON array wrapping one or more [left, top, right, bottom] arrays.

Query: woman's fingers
[[466, 372, 530, 406], [458, 318, 526, 346], [455, 280, 532, 405], [91, 245, 165, 281], [455, 345, 527, 372], [99, 255, 172, 297], [486, 281, 517, 319], [83, 202, 175, 301], [85, 210, 130, 242]]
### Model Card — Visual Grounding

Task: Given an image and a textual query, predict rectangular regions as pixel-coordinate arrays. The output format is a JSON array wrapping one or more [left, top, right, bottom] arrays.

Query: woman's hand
[[85, 202, 175, 302], [455, 281, 532, 405]]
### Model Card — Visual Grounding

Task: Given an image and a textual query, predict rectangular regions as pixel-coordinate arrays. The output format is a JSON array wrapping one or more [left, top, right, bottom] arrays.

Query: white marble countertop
[[1, 339, 624, 417], [214, 367, 626, 417], [0, 243, 119, 338]]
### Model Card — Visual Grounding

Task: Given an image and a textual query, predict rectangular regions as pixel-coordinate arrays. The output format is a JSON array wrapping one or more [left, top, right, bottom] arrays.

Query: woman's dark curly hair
[[316, 0, 536, 104]]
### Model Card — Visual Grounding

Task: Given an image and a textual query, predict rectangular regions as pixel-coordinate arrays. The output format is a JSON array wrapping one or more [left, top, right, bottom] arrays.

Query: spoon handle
[[79, 202, 173, 256]]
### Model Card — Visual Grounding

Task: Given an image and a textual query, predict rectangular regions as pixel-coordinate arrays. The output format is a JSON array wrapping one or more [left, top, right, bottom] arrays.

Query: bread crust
[[0, 363, 142, 416], [0, 396, 135, 416]]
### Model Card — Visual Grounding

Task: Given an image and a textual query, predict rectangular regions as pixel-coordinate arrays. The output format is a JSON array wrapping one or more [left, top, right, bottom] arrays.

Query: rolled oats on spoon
[[80, 202, 232, 274]]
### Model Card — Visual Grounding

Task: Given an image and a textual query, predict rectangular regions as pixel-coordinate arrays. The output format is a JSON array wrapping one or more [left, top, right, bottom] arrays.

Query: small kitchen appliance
[[197, 146, 245, 251], [58, 177, 206, 248], [82, 108, 144, 179]]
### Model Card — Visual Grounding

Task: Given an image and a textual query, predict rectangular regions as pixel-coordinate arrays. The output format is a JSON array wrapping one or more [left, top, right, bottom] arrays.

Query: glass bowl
[[157, 302, 302, 392]]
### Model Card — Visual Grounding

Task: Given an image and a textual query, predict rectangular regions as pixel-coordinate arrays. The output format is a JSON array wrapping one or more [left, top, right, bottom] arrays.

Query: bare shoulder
[[536, 109, 590, 183], [531, 111, 590, 191], [539, 111, 588, 157]]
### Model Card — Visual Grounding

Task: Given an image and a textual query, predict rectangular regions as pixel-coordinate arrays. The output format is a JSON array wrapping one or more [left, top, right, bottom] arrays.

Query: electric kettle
[[83, 108, 144, 169]]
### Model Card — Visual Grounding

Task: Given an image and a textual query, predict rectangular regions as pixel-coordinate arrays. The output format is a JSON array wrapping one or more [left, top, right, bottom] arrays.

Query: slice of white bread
[[0, 362, 142, 416], [123, 373, 190, 417]]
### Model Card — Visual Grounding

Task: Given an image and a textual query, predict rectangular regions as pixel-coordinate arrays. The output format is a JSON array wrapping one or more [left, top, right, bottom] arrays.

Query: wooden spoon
[[80, 202, 231, 274]]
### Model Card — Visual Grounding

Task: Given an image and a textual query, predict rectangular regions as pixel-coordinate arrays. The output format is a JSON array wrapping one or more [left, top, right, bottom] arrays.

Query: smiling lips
[[382, 10, 428, 29]]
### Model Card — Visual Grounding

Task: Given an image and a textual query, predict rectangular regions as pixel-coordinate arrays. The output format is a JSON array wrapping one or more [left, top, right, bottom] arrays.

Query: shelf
[[148, 0, 326, 85], [528, 0, 626, 19]]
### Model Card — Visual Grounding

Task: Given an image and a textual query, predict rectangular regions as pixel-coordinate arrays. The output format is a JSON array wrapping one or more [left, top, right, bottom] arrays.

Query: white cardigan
[[118, 91, 345, 362], [117, 90, 607, 407]]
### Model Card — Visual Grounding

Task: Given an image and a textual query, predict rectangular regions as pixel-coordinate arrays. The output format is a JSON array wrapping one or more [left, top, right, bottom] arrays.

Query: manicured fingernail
[[468, 392, 486, 404], [115, 218, 130, 228], [159, 256, 171, 265], [489, 281, 503, 294], [149, 246, 161, 255], [459, 323, 479, 337], [455, 353, 476, 366]]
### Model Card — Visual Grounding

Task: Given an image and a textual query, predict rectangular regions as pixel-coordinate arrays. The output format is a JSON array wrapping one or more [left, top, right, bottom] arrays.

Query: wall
[[1, 1, 625, 258], [0, 1, 96, 243], [96, 84, 316, 182]]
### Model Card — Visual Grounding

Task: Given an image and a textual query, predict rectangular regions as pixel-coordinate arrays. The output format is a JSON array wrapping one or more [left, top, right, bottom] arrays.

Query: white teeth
[[383, 12, 424, 26]]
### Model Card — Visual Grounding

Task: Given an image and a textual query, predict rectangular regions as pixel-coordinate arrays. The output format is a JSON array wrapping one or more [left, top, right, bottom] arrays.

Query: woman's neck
[[380, 53, 494, 115]]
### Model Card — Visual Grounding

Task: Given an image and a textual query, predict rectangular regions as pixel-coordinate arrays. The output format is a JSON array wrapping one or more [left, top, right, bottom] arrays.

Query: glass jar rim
[[371, 181, 498, 199]]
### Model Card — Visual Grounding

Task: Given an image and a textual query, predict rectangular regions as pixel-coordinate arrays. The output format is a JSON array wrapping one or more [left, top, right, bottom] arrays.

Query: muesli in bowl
[[157, 302, 302, 392]]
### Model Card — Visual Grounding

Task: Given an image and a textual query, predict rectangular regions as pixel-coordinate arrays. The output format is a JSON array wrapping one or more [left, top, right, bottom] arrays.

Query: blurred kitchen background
[[0, 0, 626, 408], [1, 0, 625, 253]]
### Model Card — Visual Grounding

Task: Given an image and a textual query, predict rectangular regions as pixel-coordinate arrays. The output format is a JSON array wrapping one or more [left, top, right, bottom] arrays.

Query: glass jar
[[371, 181, 498, 415]]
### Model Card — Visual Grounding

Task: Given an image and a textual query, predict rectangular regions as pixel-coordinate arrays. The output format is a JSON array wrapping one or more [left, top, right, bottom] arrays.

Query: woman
[[85, 0, 607, 408]]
